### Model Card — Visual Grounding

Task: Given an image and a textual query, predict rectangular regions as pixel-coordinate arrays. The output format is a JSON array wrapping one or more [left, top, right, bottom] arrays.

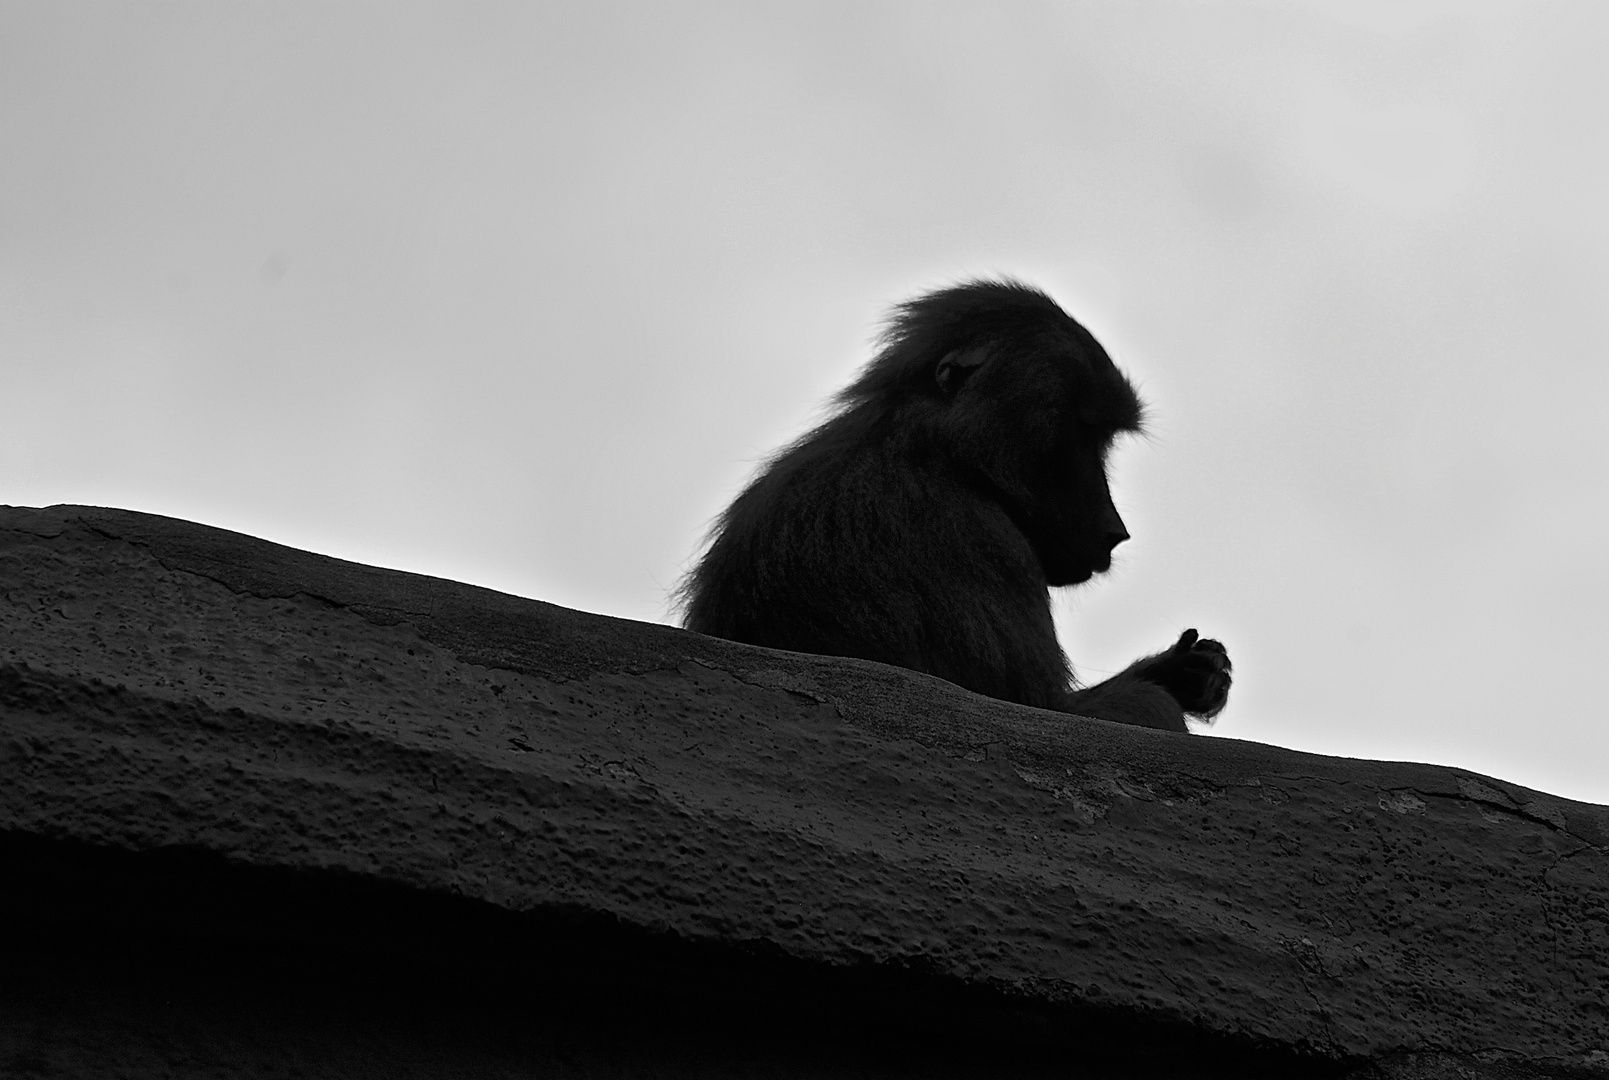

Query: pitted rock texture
[[1, 504, 1606, 1079]]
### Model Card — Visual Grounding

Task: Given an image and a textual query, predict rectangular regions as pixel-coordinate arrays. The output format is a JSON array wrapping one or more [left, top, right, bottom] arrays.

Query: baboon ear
[[935, 347, 988, 396]]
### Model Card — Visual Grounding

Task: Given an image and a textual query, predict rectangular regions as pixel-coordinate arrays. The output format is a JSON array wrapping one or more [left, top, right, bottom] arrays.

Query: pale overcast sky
[[4, 2, 1607, 803]]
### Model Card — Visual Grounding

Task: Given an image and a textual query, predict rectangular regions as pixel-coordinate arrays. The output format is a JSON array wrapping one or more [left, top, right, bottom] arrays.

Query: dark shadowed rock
[[1, 504, 1605, 1079]]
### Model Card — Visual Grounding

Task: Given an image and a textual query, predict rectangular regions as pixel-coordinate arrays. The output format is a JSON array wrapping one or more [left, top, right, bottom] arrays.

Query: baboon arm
[[1063, 678, 1188, 732], [1063, 630, 1231, 732]]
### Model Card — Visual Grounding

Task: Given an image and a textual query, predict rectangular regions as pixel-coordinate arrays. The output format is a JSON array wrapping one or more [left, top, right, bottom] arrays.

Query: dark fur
[[680, 279, 1229, 731]]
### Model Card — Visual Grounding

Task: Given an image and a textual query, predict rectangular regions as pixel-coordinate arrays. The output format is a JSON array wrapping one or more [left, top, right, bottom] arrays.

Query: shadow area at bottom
[[0, 831, 1348, 1080]]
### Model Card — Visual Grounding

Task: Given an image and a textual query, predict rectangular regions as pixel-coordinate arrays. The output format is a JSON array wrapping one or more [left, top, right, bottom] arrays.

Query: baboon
[[680, 279, 1229, 732]]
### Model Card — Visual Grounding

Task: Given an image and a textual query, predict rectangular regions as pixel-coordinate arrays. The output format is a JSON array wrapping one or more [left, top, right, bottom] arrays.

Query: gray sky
[[5, 2, 1607, 804]]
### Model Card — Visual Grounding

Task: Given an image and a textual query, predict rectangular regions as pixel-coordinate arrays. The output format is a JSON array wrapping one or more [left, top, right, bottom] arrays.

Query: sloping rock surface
[[1, 504, 1605, 1079]]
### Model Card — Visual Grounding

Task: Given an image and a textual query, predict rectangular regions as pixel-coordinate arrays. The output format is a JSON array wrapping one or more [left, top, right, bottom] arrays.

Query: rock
[[1, 503, 1605, 1079]]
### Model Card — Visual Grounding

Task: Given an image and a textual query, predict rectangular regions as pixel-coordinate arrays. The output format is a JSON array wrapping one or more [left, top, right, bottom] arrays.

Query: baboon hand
[[1131, 629, 1232, 721]]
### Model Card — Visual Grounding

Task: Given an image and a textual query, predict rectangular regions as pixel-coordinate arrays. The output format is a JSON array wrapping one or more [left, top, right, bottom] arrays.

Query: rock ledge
[[2, 505, 1605, 1079]]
